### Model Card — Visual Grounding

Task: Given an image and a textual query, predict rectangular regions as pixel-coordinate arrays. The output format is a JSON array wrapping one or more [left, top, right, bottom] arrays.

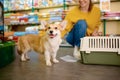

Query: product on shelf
[[65, 0, 76, 4], [104, 12, 120, 17], [28, 14, 39, 23], [4, 0, 78, 11], [25, 26, 39, 34], [19, 15, 28, 23], [101, 12, 120, 20], [4, 31, 14, 37], [34, 0, 39, 8], [4, 13, 40, 26], [24, 0, 32, 9]]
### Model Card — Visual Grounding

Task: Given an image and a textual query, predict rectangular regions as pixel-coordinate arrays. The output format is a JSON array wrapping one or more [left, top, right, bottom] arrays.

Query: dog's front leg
[[45, 51, 52, 66], [25, 53, 30, 60], [52, 51, 59, 63], [21, 53, 26, 61]]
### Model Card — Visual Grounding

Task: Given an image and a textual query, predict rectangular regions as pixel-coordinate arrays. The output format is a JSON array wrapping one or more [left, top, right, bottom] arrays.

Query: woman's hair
[[78, 0, 94, 12], [88, 0, 93, 12]]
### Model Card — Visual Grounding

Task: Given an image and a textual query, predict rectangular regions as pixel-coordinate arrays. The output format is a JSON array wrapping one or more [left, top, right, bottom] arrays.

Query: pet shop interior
[[0, 0, 120, 80]]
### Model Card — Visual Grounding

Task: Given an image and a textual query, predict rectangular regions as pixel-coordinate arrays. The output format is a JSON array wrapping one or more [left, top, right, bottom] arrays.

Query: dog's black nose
[[50, 31, 53, 34]]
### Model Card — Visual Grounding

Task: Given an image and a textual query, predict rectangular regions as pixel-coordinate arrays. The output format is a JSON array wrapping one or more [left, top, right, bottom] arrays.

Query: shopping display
[[4, 0, 76, 11], [3, 0, 71, 42]]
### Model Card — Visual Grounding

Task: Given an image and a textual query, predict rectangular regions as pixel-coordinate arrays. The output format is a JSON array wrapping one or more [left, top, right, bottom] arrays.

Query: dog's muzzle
[[48, 30, 58, 38], [49, 33, 57, 38]]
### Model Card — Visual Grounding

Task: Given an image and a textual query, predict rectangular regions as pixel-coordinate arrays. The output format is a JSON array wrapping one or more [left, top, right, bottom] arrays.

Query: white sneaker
[[73, 46, 81, 60]]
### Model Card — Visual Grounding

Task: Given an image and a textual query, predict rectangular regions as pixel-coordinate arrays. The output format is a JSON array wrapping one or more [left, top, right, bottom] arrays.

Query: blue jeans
[[66, 20, 87, 47]]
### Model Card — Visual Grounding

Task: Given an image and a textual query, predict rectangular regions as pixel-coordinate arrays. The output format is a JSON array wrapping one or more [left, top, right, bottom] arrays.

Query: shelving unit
[[4, 0, 67, 32], [101, 16, 120, 36], [4, 5, 65, 13], [7, 22, 40, 26], [3, 0, 120, 44]]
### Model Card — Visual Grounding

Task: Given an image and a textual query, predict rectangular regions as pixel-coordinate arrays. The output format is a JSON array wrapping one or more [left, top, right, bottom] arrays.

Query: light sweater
[[61, 5, 101, 38]]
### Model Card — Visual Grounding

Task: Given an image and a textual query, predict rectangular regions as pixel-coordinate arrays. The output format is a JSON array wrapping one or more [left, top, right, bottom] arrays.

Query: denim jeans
[[66, 20, 87, 47]]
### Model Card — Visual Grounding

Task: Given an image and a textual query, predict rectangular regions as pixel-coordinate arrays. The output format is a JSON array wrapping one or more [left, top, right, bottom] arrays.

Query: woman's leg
[[66, 20, 87, 47], [66, 20, 87, 59]]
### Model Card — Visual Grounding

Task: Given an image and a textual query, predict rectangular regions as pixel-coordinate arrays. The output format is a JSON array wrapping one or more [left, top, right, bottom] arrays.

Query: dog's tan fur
[[17, 21, 67, 66]]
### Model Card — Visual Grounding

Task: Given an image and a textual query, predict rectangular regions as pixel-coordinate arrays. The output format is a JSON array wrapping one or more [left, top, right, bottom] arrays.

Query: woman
[[62, 0, 101, 59]]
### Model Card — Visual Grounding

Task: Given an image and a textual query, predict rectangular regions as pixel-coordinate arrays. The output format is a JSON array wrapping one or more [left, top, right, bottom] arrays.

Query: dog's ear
[[60, 20, 67, 31], [40, 20, 47, 29]]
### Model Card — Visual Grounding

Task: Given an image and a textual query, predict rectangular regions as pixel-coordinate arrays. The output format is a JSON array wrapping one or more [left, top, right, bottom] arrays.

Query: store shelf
[[4, 5, 64, 13], [93, 0, 120, 4], [5, 22, 40, 26], [4, 0, 120, 13], [101, 16, 120, 21], [101, 16, 120, 36], [4, 0, 120, 37], [35, 5, 64, 10], [65, 0, 120, 7]]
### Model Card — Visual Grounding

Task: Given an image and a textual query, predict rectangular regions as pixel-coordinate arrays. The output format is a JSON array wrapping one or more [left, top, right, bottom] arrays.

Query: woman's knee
[[74, 20, 87, 30], [77, 20, 87, 24]]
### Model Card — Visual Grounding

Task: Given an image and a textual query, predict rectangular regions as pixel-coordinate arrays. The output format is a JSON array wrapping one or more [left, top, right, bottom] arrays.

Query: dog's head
[[41, 21, 67, 38]]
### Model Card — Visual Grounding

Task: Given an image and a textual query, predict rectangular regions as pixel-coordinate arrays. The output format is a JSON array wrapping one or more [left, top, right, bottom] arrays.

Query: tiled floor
[[0, 47, 120, 80]]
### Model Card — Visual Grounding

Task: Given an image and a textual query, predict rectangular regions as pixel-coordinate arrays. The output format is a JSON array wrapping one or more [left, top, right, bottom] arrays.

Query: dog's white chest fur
[[44, 36, 62, 53]]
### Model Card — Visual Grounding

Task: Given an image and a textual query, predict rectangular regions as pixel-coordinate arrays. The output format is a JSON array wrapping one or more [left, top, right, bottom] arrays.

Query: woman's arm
[[61, 12, 73, 38], [92, 28, 99, 36], [92, 8, 101, 36]]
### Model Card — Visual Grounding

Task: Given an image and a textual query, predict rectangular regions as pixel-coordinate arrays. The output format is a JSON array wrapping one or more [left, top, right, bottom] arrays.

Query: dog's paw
[[53, 59, 59, 63], [20, 59, 27, 62], [46, 62, 52, 66], [26, 58, 30, 61]]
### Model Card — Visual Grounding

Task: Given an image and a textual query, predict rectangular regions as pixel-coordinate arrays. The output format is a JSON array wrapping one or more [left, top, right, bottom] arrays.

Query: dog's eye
[[55, 27, 57, 29], [48, 27, 51, 29]]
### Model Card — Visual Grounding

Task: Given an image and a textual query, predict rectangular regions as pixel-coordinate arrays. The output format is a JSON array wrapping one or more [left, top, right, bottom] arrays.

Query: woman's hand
[[92, 28, 99, 36]]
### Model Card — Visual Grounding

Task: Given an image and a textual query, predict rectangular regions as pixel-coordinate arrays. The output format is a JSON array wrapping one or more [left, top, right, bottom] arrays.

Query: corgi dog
[[17, 21, 67, 66]]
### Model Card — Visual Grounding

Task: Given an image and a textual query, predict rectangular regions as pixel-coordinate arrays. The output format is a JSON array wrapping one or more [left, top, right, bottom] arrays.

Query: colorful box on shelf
[[33, 0, 39, 8], [49, 16, 62, 22], [101, 12, 120, 20], [66, 0, 76, 4], [104, 12, 120, 17], [49, 10, 63, 16], [13, 36, 19, 42], [28, 15, 39, 23], [4, 0, 10, 11], [25, 26, 39, 34], [10, 13, 24, 24], [4, 13, 12, 25], [53, 0, 63, 6], [19, 16, 29, 23], [0, 25, 4, 31], [14, 32, 26, 36], [4, 31, 14, 37], [24, 0, 32, 9]]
